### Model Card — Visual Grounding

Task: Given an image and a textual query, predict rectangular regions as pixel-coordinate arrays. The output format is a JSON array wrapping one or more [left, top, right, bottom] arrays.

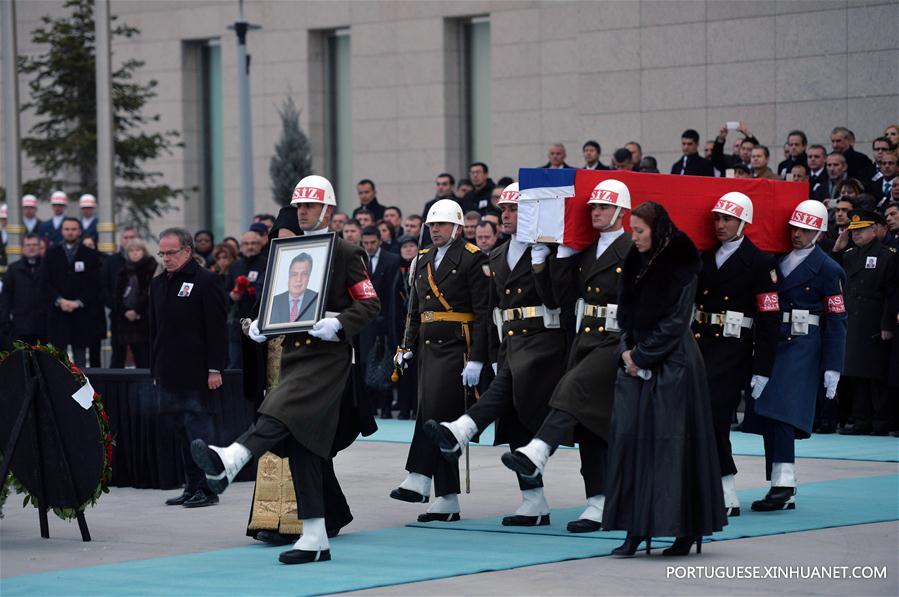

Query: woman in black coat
[[112, 240, 158, 367], [602, 202, 727, 556]]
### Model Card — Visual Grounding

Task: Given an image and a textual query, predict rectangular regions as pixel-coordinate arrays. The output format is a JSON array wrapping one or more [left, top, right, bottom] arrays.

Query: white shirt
[[369, 248, 381, 273], [434, 240, 453, 270], [780, 245, 816, 278], [289, 293, 305, 319], [596, 228, 625, 259], [715, 235, 744, 269], [24, 216, 38, 233], [52, 214, 64, 228], [506, 234, 528, 270], [81, 216, 96, 230]]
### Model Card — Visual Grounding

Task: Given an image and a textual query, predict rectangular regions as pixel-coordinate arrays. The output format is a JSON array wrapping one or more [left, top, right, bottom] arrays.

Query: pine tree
[[269, 96, 312, 206], [18, 0, 182, 230]]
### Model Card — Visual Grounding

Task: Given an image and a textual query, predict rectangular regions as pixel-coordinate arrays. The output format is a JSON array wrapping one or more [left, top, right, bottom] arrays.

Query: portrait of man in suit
[[269, 252, 319, 325]]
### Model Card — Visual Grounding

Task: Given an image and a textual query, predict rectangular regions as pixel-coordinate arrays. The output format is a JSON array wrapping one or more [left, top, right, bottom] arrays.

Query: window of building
[[462, 16, 491, 167], [326, 28, 351, 210], [199, 40, 224, 238]]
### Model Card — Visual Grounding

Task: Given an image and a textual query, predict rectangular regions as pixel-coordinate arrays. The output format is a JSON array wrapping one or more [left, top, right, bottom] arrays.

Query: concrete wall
[[2, 0, 897, 237]]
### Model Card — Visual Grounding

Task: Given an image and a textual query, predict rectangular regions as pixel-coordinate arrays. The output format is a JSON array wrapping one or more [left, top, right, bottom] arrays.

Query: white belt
[[782, 309, 819, 336], [694, 310, 753, 329]]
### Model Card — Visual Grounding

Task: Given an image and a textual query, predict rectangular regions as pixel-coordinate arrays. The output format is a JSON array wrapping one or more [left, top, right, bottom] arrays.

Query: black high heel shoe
[[611, 534, 651, 557], [662, 536, 702, 556]]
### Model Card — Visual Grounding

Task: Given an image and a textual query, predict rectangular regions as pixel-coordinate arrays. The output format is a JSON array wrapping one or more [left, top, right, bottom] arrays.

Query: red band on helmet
[[348, 278, 377, 300], [292, 187, 324, 202], [825, 294, 845, 314], [590, 189, 619, 204], [714, 199, 744, 218], [756, 292, 779, 312], [790, 210, 822, 229]]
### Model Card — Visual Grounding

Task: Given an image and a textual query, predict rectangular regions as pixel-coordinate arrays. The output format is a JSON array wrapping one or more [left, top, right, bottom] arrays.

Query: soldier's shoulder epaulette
[[464, 242, 480, 254], [419, 248, 430, 254]]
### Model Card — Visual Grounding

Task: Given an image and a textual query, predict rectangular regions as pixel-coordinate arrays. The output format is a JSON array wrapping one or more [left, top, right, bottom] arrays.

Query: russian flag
[[518, 168, 597, 251]]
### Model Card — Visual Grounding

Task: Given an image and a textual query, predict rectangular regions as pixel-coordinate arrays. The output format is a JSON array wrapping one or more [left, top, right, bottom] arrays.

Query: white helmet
[[497, 182, 520, 206], [79, 193, 97, 208], [712, 191, 753, 239], [22, 194, 38, 208], [290, 175, 337, 207], [789, 199, 828, 232], [50, 190, 68, 206], [587, 179, 631, 230], [712, 192, 753, 224], [425, 198, 464, 225], [0, 204, 7, 219]]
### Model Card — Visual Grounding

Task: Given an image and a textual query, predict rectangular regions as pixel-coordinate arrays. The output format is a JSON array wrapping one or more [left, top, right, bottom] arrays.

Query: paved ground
[[1, 440, 897, 595]]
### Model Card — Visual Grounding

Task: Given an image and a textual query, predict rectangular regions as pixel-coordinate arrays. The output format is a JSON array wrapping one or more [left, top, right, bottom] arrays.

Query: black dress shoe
[[389, 487, 429, 503], [566, 518, 602, 533], [725, 506, 741, 517], [397, 411, 411, 420], [502, 514, 550, 527], [190, 439, 228, 494], [182, 489, 220, 508], [839, 424, 873, 436], [278, 548, 331, 564], [500, 451, 541, 481], [815, 423, 836, 434], [254, 530, 298, 545], [165, 491, 191, 506], [380, 410, 393, 419], [423, 419, 462, 462], [612, 534, 651, 557], [751, 486, 796, 511], [890, 430, 899, 438], [416, 512, 460, 523], [662, 536, 702, 556]]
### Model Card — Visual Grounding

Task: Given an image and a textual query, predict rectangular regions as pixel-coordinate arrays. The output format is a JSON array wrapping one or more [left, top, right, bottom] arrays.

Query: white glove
[[556, 244, 578, 259], [823, 370, 840, 399], [248, 319, 267, 343], [492, 362, 498, 375], [750, 374, 769, 399], [462, 361, 484, 387], [531, 243, 551, 265], [636, 368, 652, 380], [394, 349, 414, 370], [309, 317, 342, 342]]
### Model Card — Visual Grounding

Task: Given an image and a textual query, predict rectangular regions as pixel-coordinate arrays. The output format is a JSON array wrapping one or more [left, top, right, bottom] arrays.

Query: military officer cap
[[846, 208, 885, 230]]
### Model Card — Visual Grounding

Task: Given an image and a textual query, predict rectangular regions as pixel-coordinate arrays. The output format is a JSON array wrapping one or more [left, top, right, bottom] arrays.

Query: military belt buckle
[[723, 310, 745, 338], [790, 309, 810, 335]]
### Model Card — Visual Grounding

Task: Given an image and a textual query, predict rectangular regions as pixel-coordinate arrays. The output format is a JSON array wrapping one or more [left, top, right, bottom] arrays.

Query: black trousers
[[467, 362, 542, 491], [761, 416, 795, 481], [109, 341, 150, 368], [159, 387, 215, 494], [70, 340, 103, 368], [846, 376, 891, 433], [535, 409, 607, 499], [709, 384, 743, 477], [238, 415, 351, 525], [406, 412, 460, 497]]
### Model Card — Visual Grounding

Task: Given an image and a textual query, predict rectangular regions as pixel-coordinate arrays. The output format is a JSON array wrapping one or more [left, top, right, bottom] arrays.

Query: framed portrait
[[257, 233, 336, 335]]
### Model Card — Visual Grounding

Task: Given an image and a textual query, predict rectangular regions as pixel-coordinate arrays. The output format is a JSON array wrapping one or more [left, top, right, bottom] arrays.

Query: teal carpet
[[3, 475, 896, 597], [361, 419, 899, 462]]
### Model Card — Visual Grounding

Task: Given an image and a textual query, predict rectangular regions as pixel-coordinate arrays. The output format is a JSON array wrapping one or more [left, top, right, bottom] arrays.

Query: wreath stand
[[0, 350, 96, 541]]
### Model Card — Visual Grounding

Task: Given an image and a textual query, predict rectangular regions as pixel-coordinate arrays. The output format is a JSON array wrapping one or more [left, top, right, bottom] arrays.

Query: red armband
[[825, 294, 845, 314], [756, 292, 779, 312], [348, 277, 378, 300]]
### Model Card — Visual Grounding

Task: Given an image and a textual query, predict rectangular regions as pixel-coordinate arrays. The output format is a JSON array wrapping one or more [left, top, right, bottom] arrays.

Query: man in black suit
[[102, 225, 140, 368], [352, 179, 386, 221], [360, 226, 401, 418], [460, 162, 496, 215], [807, 145, 828, 197], [40, 218, 105, 367], [582, 140, 610, 170], [670, 128, 716, 177], [149, 227, 228, 509], [540, 143, 573, 169], [0, 233, 48, 347], [776, 130, 808, 178], [869, 150, 897, 210], [831, 126, 876, 182], [269, 252, 319, 324]]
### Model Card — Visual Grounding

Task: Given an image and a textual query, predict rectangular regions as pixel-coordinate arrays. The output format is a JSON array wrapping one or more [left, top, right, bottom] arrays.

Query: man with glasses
[[150, 227, 228, 509], [868, 150, 897, 209]]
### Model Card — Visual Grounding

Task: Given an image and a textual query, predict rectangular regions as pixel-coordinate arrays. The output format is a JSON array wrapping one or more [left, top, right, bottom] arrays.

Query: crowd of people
[[1, 121, 898, 563]]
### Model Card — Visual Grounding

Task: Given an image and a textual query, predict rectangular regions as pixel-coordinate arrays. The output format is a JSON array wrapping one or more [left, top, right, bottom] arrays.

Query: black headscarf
[[633, 201, 677, 284]]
